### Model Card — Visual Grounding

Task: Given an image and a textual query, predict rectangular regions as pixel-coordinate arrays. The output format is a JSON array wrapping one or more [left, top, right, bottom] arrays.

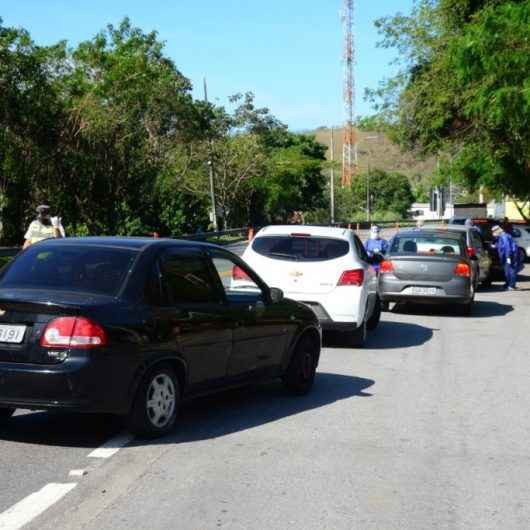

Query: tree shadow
[[391, 300, 513, 318], [0, 410, 122, 448], [148, 372, 374, 445], [323, 321, 434, 350]]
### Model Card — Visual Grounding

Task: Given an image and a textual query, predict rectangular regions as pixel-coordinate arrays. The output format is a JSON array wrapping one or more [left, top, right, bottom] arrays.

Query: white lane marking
[[0, 483, 77, 530], [68, 469, 87, 477], [87, 432, 134, 459]]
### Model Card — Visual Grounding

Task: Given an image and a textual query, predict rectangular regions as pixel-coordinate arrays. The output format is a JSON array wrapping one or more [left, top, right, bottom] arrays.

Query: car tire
[[481, 276, 492, 288], [0, 408, 15, 424], [128, 363, 180, 438], [283, 335, 319, 395], [349, 318, 367, 347], [460, 297, 474, 316], [367, 297, 381, 331]]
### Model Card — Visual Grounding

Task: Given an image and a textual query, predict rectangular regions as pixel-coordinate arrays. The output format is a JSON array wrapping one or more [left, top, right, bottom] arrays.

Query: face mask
[[39, 214, 51, 225]]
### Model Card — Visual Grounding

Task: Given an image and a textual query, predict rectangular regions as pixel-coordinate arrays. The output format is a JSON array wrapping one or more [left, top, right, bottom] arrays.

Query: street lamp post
[[362, 135, 379, 223]]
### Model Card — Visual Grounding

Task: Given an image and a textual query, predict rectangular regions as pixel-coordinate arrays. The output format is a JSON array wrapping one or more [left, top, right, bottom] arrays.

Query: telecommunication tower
[[341, 0, 357, 187]]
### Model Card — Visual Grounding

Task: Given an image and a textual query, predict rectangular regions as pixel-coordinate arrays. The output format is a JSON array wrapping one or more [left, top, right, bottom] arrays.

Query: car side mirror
[[269, 287, 284, 304]]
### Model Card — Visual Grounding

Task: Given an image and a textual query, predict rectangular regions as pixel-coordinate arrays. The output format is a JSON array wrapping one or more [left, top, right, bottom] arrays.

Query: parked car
[[0, 238, 321, 437], [511, 225, 530, 263], [379, 229, 476, 315], [422, 224, 493, 287], [449, 217, 504, 280], [240, 225, 381, 345]]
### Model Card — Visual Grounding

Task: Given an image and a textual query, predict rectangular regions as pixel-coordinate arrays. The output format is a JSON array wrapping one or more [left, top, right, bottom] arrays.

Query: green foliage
[[0, 18, 327, 242], [370, 1, 530, 214], [335, 169, 415, 221]]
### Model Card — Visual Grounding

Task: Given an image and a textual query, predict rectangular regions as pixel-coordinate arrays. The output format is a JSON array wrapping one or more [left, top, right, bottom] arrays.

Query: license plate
[[0, 325, 27, 344], [409, 287, 438, 296]]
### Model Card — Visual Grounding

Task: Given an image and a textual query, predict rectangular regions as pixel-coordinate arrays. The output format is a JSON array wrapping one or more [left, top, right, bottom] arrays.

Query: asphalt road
[[0, 268, 529, 529]]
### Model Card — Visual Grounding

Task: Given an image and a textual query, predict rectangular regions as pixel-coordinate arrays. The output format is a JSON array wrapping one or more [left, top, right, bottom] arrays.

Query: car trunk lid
[[0, 289, 114, 364], [388, 255, 464, 282]]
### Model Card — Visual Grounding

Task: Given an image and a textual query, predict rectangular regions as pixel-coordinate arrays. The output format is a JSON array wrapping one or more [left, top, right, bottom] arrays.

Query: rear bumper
[[284, 287, 364, 327], [0, 357, 131, 414], [379, 277, 472, 305]]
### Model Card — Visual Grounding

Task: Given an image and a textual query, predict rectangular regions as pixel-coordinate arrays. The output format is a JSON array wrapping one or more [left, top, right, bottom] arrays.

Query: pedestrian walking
[[23, 205, 64, 249], [364, 225, 388, 271], [492, 224, 518, 290]]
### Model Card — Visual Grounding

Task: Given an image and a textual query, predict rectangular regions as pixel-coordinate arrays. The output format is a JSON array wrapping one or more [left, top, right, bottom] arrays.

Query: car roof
[[33, 236, 219, 252], [256, 225, 352, 240], [422, 224, 470, 233], [396, 229, 465, 240]]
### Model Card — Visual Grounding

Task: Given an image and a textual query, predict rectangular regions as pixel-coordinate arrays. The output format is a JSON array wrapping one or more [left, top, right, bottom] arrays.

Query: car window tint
[[390, 235, 464, 256], [144, 264, 164, 306], [0, 245, 136, 296], [252, 236, 349, 262], [471, 231, 483, 251], [211, 257, 263, 296], [160, 255, 217, 304]]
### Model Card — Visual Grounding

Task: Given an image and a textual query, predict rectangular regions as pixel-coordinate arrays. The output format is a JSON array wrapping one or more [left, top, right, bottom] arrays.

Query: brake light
[[379, 260, 394, 274], [290, 233, 311, 238], [338, 269, 364, 286], [232, 265, 251, 281], [41, 317, 108, 349], [467, 246, 476, 258], [454, 262, 471, 277]]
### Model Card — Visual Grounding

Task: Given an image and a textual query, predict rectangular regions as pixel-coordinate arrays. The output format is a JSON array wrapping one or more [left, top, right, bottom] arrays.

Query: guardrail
[[0, 247, 21, 258]]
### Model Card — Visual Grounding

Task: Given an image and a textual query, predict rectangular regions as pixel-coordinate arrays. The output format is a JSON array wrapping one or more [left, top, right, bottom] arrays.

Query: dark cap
[[36, 204, 50, 214]]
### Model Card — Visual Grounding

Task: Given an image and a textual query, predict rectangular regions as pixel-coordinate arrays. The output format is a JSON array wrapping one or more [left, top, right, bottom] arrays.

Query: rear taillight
[[41, 317, 108, 349], [379, 260, 394, 274], [232, 266, 251, 281], [454, 262, 471, 277], [338, 269, 364, 286], [467, 246, 476, 258]]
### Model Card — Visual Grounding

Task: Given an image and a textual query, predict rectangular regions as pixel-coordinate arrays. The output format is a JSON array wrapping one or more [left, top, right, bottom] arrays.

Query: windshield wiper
[[265, 252, 299, 260]]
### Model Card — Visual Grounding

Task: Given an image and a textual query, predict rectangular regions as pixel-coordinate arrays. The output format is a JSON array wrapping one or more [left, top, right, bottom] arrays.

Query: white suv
[[239, 225, 381, 345]]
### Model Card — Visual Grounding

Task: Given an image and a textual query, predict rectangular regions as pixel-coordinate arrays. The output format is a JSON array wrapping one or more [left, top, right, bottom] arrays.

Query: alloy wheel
[[146, 374, 176, 428]]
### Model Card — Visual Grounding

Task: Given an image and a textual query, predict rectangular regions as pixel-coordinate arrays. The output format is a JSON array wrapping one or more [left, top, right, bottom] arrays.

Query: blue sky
[[2, 0, 413, 130]]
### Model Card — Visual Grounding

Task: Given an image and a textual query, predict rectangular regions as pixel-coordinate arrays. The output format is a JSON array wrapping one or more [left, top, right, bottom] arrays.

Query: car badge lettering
[[289, 271, 303, 278], [420, 264, 429, 272]]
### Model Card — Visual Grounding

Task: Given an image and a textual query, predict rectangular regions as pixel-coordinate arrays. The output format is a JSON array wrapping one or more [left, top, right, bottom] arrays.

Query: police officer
[[364, 225, 388, 270], [23, 205, 63, 249], [492, 224, 518, 290]]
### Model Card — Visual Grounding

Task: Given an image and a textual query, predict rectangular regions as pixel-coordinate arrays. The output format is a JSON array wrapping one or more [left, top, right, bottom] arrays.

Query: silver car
[[379, 230, 476, 315], [422, 224, 493, 287]]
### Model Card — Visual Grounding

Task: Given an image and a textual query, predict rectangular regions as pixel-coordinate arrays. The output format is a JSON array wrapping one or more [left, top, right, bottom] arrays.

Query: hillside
[[311, 127, 436, 180]]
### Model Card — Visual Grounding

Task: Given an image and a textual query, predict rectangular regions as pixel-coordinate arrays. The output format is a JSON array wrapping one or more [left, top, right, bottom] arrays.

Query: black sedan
[[0, 238, 321, 437], [378, 230, 476, 315]]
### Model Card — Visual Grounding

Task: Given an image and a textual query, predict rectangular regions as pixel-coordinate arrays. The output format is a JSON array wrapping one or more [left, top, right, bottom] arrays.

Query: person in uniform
[[23, 205, 63, 249]]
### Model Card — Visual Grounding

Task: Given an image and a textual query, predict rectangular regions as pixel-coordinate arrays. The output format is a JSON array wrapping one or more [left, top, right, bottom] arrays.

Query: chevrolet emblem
[[289, 271, 303, 278]]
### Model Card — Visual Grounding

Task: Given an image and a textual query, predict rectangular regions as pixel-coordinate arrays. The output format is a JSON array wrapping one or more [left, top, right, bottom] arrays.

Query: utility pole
[[330, 127, 335, 225], [203, 78, 218, 231]]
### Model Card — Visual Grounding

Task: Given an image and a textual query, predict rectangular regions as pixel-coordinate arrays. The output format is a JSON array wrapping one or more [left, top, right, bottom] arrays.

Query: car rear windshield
[[252, 235, 350, 262], [390, 235, 464, 257], [0, 245, 138, 296]]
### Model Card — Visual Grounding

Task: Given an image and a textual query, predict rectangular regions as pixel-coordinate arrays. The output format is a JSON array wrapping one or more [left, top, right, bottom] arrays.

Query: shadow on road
[[391, 300, 513, 318], [323, 321, 434, 350], [0, 411, 122, 448], [0, 373, 373, 448], [150, 372, 374, 445]]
